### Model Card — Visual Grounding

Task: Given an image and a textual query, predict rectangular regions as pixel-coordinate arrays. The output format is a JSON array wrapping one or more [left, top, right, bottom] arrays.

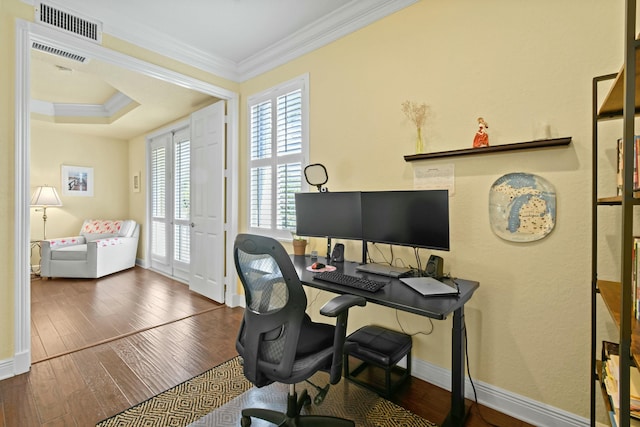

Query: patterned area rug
[[97, 356, 437, 427]]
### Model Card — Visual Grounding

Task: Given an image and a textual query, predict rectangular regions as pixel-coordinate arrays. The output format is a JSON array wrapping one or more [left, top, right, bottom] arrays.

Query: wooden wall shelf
[[597, 194, 640, 205], [403, 137, 572, 162], [597, 280, 640, 368]]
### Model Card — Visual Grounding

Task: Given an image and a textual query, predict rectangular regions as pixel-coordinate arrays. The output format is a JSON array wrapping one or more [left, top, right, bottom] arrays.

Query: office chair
[[234, 233, 366, 427]]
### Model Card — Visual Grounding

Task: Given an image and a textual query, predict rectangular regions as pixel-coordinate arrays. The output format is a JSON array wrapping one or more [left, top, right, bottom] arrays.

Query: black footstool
[[343, 325, 412, 398]]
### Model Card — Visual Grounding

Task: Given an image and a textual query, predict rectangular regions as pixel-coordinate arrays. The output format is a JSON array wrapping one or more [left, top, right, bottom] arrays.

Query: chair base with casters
[[240, 384, 354, 427]]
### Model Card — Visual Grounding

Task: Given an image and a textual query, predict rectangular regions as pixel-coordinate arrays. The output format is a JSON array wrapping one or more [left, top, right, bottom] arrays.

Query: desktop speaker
[[425, 255, 443, 278], [331, 243, 345, 263]]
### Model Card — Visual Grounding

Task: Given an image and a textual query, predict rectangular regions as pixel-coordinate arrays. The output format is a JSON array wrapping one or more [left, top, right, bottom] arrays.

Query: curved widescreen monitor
[[361, 190, 450, 251], [295, 192, 363, 239]]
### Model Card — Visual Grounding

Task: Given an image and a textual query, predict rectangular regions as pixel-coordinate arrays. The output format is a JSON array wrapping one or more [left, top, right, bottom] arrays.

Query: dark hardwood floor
[[0, 267, 532, 426]]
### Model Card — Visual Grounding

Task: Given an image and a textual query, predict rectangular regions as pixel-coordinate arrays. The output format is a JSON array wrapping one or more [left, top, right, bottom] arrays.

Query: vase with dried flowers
[[401, 100, 429, 153]]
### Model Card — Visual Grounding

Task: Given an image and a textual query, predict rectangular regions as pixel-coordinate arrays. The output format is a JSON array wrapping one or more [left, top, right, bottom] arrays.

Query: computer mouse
[[311, 262, 325, 270]]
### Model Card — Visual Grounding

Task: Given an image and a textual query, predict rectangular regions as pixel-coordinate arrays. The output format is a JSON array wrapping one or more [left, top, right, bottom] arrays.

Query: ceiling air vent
[[35, 2, 102, 44], [32, 41, 88, 63]]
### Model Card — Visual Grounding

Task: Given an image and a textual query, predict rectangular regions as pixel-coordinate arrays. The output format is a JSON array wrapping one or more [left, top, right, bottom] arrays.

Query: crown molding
[[28, 21, 237, 99], [31, 91, 137, 121], [236, 0, 418, 81], [100, 21, 240, 82], [23, 0, 417, 83]]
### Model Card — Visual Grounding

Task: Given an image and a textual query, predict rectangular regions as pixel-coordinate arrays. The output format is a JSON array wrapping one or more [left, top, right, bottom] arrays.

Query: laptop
[[355, 263, 411, 278], [399, 277, 459, 297]]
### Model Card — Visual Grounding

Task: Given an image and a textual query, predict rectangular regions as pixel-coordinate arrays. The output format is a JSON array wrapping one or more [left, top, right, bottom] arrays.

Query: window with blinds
[[174, 139, 190, 263], [149, 126, 191, 277], [151, 146, 166, 258], [247, 75, 308, 239]]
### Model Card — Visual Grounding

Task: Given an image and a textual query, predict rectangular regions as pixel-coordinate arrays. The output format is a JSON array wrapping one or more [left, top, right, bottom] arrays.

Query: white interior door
[[189, 101, 226, 302]]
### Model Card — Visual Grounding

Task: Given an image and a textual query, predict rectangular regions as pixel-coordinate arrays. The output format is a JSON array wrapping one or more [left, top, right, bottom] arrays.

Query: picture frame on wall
[[61, 165, 94, 197]]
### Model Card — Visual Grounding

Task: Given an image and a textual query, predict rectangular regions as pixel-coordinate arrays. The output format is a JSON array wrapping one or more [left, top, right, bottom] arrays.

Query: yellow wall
[[29, 123, 130, 251], [128, 133, 146, 259], [0, 0, 631, 421], [238, 0, 624, 419]]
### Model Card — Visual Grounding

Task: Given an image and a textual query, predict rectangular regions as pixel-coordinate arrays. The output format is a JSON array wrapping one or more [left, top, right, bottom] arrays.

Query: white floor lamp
[[30, 185, 63, 240]]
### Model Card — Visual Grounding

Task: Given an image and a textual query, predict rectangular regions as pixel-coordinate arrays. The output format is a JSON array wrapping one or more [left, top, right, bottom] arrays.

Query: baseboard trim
[[0, 357, 15, 381], [226, 293, 245, 308], [412, 357, 589, 427]]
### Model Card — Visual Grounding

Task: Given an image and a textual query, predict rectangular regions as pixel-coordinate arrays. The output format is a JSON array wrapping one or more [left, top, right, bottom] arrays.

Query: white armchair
[[40, 219, 140, 279]]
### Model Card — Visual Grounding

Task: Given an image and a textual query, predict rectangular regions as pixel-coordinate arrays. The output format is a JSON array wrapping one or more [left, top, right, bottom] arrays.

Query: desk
[[291, 255, 479, 427]]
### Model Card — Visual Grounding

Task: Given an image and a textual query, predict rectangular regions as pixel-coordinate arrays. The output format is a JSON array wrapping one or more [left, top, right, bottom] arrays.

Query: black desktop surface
[[291, 255, 478, 320]]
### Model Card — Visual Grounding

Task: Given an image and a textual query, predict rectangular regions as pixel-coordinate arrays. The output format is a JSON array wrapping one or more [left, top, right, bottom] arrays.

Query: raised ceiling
[[31, 49, 215, 140]]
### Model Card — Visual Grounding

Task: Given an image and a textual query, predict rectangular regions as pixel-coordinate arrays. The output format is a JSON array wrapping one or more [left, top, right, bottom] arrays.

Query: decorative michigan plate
[[489, 172, 556, 242]]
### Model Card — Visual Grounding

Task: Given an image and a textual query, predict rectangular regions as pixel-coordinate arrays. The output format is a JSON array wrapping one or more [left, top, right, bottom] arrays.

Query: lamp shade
[[30, 185, 63, 207]]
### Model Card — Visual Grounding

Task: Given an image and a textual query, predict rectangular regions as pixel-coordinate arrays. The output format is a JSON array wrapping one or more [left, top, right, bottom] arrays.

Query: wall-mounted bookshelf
[[403, 137, 572, 162], [591, 4, 639, 422]]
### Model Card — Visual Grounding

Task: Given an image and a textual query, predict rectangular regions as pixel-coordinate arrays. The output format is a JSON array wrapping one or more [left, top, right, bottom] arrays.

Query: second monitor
[[361, 190, 449, 252]]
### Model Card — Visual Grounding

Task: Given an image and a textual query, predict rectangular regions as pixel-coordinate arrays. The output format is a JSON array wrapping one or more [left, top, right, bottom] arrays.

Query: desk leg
[[442, 306, 467, 427]]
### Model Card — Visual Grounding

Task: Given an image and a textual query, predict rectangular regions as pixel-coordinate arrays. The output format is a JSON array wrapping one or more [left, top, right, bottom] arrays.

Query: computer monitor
[[361, 190, 450, 251], [294, 192, 363, 239]]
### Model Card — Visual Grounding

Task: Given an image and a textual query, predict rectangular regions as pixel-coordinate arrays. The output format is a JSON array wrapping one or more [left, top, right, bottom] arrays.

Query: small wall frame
[[132, 171, 141, 192], [61, 165, 94, 197]]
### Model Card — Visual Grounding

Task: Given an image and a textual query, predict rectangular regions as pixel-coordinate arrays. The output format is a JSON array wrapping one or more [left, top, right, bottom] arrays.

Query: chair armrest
[[42, 236, 86, 249], [91, 237, 126, 247], [320, 294, 366, 385], [320, 294, 366, 317], [88, 237, 138, 257]]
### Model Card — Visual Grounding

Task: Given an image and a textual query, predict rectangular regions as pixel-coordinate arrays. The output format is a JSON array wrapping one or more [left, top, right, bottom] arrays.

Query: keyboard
[[313, 271, 386, 292]]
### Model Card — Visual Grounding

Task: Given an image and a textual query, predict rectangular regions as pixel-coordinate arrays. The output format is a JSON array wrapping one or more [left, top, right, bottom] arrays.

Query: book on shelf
[[635, 237, 640, 320], [616, 136, 640, 195], [601, 341, 640, 425]]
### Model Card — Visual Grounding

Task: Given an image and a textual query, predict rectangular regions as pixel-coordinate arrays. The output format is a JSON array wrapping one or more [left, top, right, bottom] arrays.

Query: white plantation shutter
[[276, 90, 302, 155], [148, 125, 191, 277], [174, 138, 190, 263], [251, 100, 272, 160], [151, 145, 167, 258], [250, 166, 271, 228], [248, 75, 308, 239], [277, 162, 301, 230]]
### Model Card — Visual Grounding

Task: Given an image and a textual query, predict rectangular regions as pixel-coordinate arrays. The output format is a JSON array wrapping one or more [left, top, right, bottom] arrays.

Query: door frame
[[13, 19, 240, 375]]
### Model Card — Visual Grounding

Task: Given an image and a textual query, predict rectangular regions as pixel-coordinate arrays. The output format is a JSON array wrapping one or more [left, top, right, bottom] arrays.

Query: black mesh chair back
[[235, 234, 310, 386]]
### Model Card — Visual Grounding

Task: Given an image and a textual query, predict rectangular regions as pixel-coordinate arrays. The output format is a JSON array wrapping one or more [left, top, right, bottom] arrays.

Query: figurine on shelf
[[473, 117, 489, 148]]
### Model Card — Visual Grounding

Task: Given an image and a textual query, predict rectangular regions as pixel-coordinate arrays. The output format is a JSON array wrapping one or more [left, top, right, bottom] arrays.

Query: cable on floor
[[464, 320, 504, 427]]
